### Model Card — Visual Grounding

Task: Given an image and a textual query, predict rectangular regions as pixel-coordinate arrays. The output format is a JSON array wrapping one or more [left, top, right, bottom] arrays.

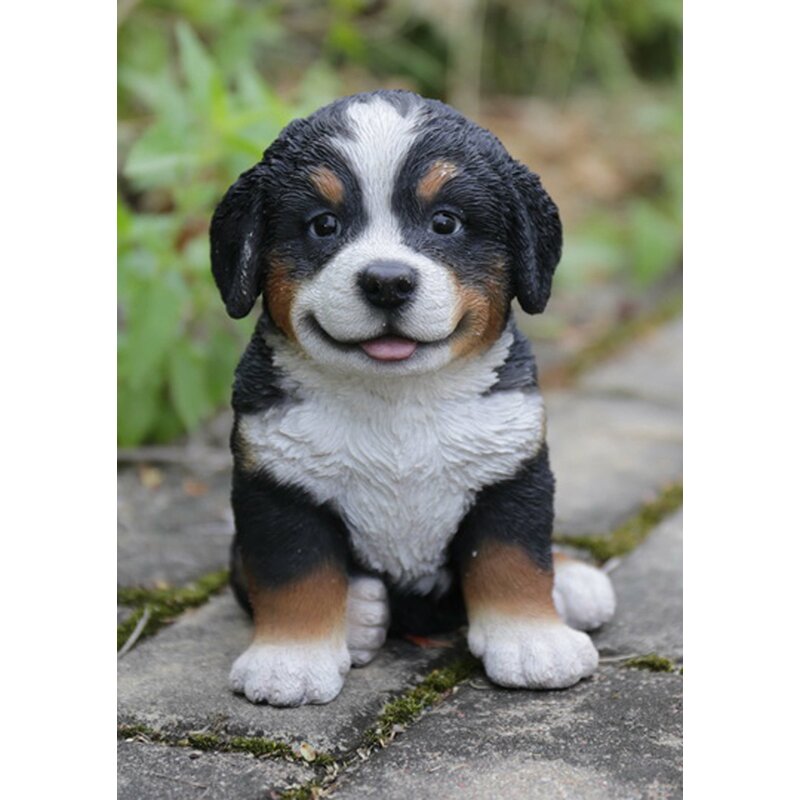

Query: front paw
[[468, 617, 598, 690], [229, 639, 350, 706]]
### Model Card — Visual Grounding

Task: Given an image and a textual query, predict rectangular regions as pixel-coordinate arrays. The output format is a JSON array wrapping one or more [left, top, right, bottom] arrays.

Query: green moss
[[186, 732, 222, 750], [228, 736, 295, 760], [365, 655, 479, 747], [278, 782, 325, 800], [624, 653, 677, 673], [117, 569, 229, 651], [555, 483, 682, 563], [541, 293, 683, 388], [118, 723, 316, 763]]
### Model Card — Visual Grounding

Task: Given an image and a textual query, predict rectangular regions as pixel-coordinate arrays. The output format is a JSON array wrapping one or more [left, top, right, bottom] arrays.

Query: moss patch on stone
[[118, 723, 301, 762], [555, 482, 682, 563], [540, 293, 682, 389], [365, 655, 479, 748], [117, 569, 229, 651], [623, 653, 678, 673]]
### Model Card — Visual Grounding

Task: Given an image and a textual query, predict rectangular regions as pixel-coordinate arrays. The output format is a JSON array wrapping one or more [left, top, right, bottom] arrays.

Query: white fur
[[229, 637, 350, 706], [240, 327, 546, 588], [347, 575, 390, 666], [468, 614, 598, 689], [553, 558, 616, 631], [292, 96, 461, 376]]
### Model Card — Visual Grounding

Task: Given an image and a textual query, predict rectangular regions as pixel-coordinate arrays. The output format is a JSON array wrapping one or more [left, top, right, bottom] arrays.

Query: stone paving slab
[[118, 590, 451, 753], [117, 740, 308, 800], [330, 667, 683, 800], [118, 464, 233, 588], [580, 319, 682, 408], [548, 319, 682, 537], [548, 392, 682, 536], [594, 511, 683, 659]]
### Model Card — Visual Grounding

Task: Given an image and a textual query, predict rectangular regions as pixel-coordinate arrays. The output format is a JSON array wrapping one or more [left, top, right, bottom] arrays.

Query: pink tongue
[[360, 336, 418, 361]]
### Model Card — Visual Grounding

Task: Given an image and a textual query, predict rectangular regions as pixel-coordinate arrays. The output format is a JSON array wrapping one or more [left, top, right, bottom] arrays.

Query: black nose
[[357, 261, 418, 310]]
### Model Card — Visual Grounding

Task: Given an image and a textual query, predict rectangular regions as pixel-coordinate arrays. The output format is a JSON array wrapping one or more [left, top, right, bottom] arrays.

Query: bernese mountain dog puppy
[[210, 90, 616, 707]]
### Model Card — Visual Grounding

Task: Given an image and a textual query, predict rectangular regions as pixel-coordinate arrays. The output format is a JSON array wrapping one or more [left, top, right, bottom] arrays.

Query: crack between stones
[[117, 568, 229, 654], [554, 482, 682, 563]]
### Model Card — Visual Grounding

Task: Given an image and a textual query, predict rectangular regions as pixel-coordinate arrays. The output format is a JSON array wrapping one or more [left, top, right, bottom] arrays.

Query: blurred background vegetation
[[118, 0, 682, 447]]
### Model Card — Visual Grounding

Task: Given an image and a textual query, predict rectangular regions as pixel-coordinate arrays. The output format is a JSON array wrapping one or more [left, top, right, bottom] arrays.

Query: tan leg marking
[[310, 166, 345, 206], [462, 540, 559, 622], [248, 563, 348, 644]]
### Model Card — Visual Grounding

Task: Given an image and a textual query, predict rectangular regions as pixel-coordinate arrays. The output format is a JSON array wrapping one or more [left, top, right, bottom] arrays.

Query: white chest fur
[[239, 334, 546, 588]]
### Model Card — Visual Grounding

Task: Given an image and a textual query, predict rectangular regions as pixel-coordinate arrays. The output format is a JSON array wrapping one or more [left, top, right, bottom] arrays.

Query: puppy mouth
[[307, 316, 461, 362], [358, 336, 417, 361]]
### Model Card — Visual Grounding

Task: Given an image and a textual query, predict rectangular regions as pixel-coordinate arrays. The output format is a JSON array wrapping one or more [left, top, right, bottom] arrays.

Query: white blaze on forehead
[[291, 95, 462, 371], [333, 97, 420, 229]]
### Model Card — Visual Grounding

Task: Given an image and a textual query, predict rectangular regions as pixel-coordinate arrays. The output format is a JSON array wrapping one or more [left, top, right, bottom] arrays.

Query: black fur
[[229, 465, 350, 612], [488, 318, 539, 393], [452, 446, 555, 575]]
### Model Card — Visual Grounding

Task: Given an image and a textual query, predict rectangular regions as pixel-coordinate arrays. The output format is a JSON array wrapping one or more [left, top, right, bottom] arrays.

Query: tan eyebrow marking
[[417, 160, 459, 203], [309, 166, 345, 206]]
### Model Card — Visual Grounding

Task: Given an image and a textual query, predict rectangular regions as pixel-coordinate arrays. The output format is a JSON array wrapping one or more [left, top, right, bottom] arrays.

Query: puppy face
[[211, 91, 562, 376]]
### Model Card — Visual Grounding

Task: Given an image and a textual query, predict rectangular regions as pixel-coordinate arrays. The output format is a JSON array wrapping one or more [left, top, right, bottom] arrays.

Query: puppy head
[[210, 90, 562, 376]]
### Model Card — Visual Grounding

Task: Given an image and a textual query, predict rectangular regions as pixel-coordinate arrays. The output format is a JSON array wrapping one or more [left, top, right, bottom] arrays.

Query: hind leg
[[552, 553, 616, 631], [346, 575, 390, 666]]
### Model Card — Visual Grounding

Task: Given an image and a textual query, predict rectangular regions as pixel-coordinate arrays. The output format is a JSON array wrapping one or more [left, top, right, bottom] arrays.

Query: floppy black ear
[[210, 163, 270, 319], [507, 161, 563, 315]]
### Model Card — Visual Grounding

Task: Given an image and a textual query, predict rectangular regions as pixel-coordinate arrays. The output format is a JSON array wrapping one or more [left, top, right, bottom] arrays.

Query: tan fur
[[310, 166, 345, 206], [450, 263, 508, 359], [266, 260, 298, 341], [248, 563, 348, 643], [462, 540, 559, 621], [417, 160, 459, 202]]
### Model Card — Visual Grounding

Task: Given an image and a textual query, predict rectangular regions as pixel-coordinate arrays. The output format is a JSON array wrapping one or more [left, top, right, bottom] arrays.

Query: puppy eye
[[430, 211, 462, 235], [309, 212, 340, 238]]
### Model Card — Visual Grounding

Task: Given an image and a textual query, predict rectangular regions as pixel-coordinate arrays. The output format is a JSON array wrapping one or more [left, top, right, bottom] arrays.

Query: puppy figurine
[[210, 90, 615, 707]]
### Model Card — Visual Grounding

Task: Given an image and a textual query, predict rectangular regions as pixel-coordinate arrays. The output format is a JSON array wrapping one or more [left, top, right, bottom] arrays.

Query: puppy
[[210, 90, 615, 707]]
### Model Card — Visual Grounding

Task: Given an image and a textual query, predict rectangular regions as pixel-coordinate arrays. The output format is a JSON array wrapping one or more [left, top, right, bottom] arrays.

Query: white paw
[[468, 617, 598, 689], [229, 639, 350, 706], [553, 559, 616, 631], [346, 576, 390, 666]]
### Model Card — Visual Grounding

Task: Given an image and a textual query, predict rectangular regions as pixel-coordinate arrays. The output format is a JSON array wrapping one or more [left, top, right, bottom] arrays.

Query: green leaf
[[168, 340, 214, 431], [117, 376, 160, 447], [120, 275, 185, 389], [175, 21, 217, 115], [124, 120, 202, 189], [628, 200, 681, 284]]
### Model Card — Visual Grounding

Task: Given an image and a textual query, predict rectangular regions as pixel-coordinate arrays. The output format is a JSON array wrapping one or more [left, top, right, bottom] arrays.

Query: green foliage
[[118, 10, 339, 445]]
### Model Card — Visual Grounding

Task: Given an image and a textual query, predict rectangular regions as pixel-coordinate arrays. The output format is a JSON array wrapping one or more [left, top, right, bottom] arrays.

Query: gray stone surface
[[117, 739, 308, 800], [117, 463, 234, 588], [580, 319, 682, 408], [118, 606, 134, 625], [548, 392, 682, 536], [547, 319, 682, 537], [330, 667, 682, 800], [595, 511, 683, 659], [118, 590, 452, 753]]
